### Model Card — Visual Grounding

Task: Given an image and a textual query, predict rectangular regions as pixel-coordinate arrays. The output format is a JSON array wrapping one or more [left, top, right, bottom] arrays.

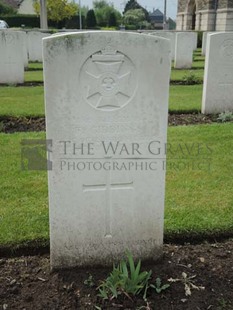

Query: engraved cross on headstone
[[83, 163, 133, 238]]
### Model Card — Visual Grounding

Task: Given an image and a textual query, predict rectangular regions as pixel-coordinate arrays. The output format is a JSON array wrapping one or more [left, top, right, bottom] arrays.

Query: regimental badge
[[80, 45, 137, 111]]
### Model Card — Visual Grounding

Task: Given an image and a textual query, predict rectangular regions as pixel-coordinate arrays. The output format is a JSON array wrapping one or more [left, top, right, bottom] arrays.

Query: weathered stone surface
[[43, 31, 171, 268]]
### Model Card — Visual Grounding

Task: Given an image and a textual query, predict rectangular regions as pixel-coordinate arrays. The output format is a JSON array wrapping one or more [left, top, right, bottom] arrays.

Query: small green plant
[[150, 277, 170, 294], [98, 252, 152, 300], [84, 274, 95, 287], [182, 71, 201, 85], [217, 298, 232, 309], [217, 111, 233, 123]]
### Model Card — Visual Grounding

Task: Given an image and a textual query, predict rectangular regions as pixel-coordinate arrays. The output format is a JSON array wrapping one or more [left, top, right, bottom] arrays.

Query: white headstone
[[202, 32, 208, 56], [22, 31, 28, 68], [150, 31, 175, 60], [202, 32, 233, 114], [202, 31, 215, 56], [27, 31, 50, 62], [0, 30, 24, 84], [174, 32, 194, 69], [43, 31, 171, 268], [191, 32, 198, 50]]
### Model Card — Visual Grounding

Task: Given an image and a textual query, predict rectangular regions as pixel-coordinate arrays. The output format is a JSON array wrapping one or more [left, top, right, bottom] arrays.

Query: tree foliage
[[123, 8, 146, 27], [0, 1, 16, 15], [108, 11, 117, 27], [33, 0, 78, 23], [93, 0, 121, 27], [123, 0, 149, 22], [86, 9, 97, 28]]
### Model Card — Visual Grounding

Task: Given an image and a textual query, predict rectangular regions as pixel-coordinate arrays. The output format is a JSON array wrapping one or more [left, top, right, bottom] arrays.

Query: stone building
[[176, 0, 233, 31]]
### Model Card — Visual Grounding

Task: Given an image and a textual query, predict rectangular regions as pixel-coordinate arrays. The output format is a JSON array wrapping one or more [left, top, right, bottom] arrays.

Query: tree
[[0, 1, 16, 14], [34, 0, 78, 23], [123, 0, 149, 22], [86, 9, 97, 28], [124, 0, 141, 12], [123, 8, 146, 28], [93, 0, 121, 27], [80, 5, 89, 18], [108, 12, 117, 27]]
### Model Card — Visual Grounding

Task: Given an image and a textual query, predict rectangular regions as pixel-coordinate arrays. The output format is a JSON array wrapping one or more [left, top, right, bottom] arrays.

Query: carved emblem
[[80, 45, 137, 111]]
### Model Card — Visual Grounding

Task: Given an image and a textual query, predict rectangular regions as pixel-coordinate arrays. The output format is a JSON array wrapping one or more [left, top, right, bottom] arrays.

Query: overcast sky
[[80, 0, 178, 19]]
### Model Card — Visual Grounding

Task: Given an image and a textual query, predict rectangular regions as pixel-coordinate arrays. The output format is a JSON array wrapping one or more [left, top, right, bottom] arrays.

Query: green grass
[[165, 123, 233, 235], [0, 132, 48, 246], [27, 62, 43, 71], [0, 124, 232, 246], [194, 55, 205, 61], [0, 85, 202, 117], [24, 70, 44, 82], [192, 60, 204, 69], [0, 86, 44, 117], [171, 68, 204, 82], [169, 84, 202, 112]]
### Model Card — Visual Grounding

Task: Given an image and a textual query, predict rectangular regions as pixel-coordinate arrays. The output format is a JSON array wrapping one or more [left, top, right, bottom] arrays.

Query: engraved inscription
[[218, 82, 233, 105], [80, 45, 137, 111], [217, 66, 233, 105], [221, 39, 233, 61]]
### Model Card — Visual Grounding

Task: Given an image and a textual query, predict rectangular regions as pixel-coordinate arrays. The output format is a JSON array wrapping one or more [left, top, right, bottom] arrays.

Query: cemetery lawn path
[[0, 239, 232, 309]]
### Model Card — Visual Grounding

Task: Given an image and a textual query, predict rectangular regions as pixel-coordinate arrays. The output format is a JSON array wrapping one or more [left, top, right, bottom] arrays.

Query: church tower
[[176, 0, 233, 31]]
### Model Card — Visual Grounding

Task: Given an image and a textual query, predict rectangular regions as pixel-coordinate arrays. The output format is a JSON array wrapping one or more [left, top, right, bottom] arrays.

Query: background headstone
[[202, 32, 233, 114], [27, 31, 50, 62], [150, 31, 175, 60], [43, 31, 171, 268], [22, 31, 28, 68], [202, 31, 215, 56], [0, 30, 24, 84], [191, 31, 198, 51], [174, 32, 194, 69]]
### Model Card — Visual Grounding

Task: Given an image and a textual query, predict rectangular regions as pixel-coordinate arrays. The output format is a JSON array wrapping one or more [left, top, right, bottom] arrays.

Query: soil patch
[[0, 239, 233, 309], [0, 114, 221, 134], [0, 82, 44, 87]]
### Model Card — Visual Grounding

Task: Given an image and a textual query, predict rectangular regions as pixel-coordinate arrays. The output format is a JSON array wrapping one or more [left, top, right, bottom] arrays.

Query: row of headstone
[[0, 29, 198, 84], [0, 30, 51, 84], [149, 31, 197, 68], [150, 31, 233, 113]]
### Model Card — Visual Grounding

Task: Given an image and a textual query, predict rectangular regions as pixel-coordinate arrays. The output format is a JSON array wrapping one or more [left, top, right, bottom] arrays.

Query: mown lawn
[[0, 84, 202, 117], [169, 84, 202, 113], [0, 86, 45, 117], [0, 123, 232, 246]]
